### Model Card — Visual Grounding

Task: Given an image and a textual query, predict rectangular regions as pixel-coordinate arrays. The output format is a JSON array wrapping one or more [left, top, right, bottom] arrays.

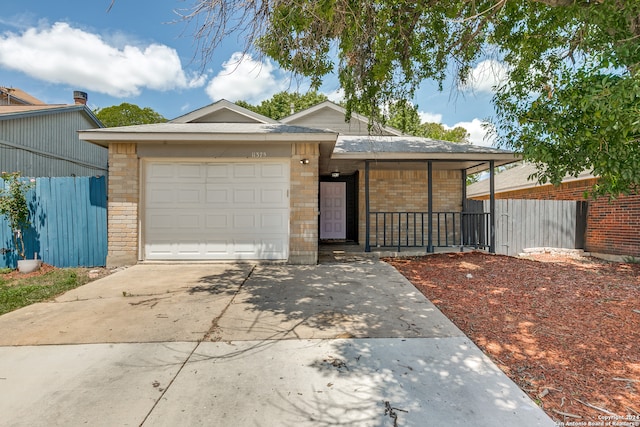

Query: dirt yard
[[385, 252, 640, 425]]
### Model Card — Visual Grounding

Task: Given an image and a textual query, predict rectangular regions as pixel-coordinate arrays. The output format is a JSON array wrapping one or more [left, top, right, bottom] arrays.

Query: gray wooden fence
[[0, 176, 107, 268], [485, 199, 588, 256]]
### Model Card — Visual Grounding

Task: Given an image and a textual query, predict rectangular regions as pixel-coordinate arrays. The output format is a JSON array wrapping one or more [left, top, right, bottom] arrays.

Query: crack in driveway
[[202, 265, 256, 342]]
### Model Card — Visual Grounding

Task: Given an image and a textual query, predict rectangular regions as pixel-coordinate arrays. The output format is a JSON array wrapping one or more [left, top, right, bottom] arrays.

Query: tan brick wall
[[358, 167, 463, 246], [289, 143, 319, 264], [107, 143, 139, 266]]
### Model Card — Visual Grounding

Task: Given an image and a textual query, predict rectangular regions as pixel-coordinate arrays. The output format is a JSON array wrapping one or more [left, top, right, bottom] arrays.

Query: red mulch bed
[[385, 252, 640, 424]]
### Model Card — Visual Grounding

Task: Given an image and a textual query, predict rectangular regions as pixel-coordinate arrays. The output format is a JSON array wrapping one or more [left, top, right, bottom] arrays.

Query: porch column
[[427, 161, 433, 253], [461, 168, 467, 251], [365, 160, 371, 252], [489, 160, 496, 253]]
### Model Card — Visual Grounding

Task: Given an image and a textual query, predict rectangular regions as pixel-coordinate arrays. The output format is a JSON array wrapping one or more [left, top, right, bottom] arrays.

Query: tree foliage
[[0, 172, 34, 259], [94, 103, 167, 127], [180, 0, 640, 196], [387, 100, 470, 143], [236, 91, 328, 120]]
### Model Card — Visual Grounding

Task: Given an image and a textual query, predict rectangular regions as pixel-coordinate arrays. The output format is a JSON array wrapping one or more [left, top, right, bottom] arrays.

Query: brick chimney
[[73, 91, 88, 105]]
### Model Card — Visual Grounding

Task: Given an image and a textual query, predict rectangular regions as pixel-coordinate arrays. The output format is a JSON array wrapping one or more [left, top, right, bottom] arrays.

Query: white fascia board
[[79, 130, 337, 147]]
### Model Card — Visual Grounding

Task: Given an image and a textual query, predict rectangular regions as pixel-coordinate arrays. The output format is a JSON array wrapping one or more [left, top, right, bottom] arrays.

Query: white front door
[[320, 182, 346, 239], [144, 160, 289, 260]]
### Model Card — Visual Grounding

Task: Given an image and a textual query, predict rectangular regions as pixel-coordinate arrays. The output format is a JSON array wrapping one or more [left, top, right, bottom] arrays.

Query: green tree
[[236, 91, 328, 120], [387, 100, 470, 143], [0, 172, 34, 260], [94, 103, 167, 127], [181, 0, 640, 196]]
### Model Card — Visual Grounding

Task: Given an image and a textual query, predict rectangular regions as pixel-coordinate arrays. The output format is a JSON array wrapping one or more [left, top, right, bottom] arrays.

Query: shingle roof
[[0, 104, 103, 127], [79, 122, 338, 147], [0, 87, 45, 105], [466, 162, 596, 197], [334, 135, 515, 155]]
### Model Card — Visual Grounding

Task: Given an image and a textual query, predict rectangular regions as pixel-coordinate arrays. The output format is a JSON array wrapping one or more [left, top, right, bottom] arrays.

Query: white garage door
[[144, 161, 289, 260]]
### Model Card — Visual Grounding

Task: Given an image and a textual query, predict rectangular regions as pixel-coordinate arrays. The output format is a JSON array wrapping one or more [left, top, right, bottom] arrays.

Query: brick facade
[[358, 167, 463, 245], [289, 143, 320, 264], [472, 179, 640, 258], [106, 143, 139, 267], [105, 141, 471, 264], [105, 142, 321, 266]]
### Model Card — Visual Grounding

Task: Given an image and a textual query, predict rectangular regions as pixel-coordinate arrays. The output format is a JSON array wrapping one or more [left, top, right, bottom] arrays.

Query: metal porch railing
[[367, 211, 491, 252]]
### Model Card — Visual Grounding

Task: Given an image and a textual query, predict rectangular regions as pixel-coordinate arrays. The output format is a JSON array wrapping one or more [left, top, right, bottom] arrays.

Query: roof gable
[[280, 101, 402, 136], [170, 99, 278, 124]]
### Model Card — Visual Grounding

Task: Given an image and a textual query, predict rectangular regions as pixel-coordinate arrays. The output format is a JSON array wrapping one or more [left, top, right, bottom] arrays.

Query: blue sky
[[0, 0, 507, 145]]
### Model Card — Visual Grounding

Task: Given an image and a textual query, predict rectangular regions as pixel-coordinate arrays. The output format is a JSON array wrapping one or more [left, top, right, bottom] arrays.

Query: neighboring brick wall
[[107, 143, 139, 267], [289, 143, 319, 264], [358, 167, 463, 245], [472, 179, 640, 257]]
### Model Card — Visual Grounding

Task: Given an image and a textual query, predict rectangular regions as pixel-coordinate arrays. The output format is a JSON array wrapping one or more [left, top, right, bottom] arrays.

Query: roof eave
[[331, 152, 521, 161], [79, 130, 338, 147]]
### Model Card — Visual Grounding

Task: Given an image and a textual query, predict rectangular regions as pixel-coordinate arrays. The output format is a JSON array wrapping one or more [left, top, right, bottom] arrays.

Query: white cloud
[[463, 59, 509, 93], [417, 109, 496, 147], [450, 119, 496, 147], [0, 22, 202, 97], [205, 52, 288, 103], [322, 87, 345, 103], [418, 111, 443, 124]]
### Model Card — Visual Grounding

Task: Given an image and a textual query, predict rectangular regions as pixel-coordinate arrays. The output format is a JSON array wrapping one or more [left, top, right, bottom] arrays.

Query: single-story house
[[0, 88, 107, 177], [79, 100, 519, 266], [467, 162, 640, 259]]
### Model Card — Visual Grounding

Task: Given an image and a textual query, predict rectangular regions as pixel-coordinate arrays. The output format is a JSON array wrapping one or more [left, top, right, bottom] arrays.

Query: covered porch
[[319, 135, 520, 255]]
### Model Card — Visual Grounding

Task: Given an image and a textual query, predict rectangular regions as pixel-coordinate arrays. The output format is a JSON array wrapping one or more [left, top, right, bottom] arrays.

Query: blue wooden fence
[[0, 176, 107, 268]]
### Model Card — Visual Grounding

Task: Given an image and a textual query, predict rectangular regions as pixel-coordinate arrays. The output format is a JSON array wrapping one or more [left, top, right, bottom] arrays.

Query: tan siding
[[286, 108, 397, 135]]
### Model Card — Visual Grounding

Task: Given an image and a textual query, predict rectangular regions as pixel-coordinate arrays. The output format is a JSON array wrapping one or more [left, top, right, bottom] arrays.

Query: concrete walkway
[[0, 260, 555, 426]]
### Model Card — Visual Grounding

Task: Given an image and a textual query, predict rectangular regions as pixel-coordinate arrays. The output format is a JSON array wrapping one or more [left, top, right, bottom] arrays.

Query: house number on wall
[[251, 151, 268, 158]]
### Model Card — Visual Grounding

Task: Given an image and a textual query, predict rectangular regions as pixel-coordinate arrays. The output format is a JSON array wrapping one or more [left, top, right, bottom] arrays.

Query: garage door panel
[[261, 212, 288, 229], [207, 163, 230, 178], [261, 163, 287, 178], [205, 214, 229, 229], [261, 188, 287, 205], [233, 163, 257, 178], [145, 161, 289, 260], [206, 188, 231, 204], [233, 188, 257, 204]]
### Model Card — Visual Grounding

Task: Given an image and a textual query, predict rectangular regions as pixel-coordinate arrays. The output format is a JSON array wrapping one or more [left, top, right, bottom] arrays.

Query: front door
[[320, 182, 346, 239]]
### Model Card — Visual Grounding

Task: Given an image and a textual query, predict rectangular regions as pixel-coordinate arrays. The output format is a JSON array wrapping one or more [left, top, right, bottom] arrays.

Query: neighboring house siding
[[0, 110, 107, 177], [471, 179, 640, 258], [358, 168, 462, 245]]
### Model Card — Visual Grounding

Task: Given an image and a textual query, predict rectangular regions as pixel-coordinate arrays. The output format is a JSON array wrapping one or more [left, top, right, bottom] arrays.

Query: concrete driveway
[[0, 260, 555, 426]]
